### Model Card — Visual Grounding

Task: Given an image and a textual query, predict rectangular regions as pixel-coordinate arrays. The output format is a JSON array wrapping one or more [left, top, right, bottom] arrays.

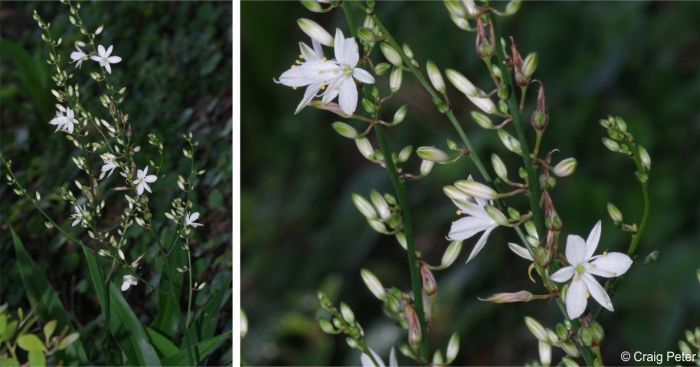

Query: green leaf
[[0, 357, 20, 367], [152, 229, 184, 339], [42, 320, 56, 341], [162, 331, 232, 366], [17, 334, 45, 352], [146, 327, 179, 358], [0, 314, 7, 339], [11, 228, 87, 362], [28, 351, 46, 367], [56, 332, 80, 351], [108, 284, 162, 366]]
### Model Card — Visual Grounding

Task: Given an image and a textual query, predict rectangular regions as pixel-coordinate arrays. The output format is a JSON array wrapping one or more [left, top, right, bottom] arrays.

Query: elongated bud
[[523, 53, 538, 78], [317, 291, 333, 311], [426, 61, 446, 93], [497, 129, 522, 155], [602, 137, 620, 152], [420, 263, 438, 296], [402, 43, 414, 60], [481, 290, 533, 303], [241, 309, 248, 338], [504, 0, 522, 15], [352, 193, 377, 219], [395, 232, 407, 250], [374, 62, 391, 76], [339, 302, 355, 323], [332, 121, 358, 139], [446, 332, 460, 363], [443, 0, 465, 17], [398, 145, 412, 162], [485, 205, 508, 225], [355, 138, 374, 159], [300, 0, 323, 12], [525, 316, 548, 341], [552, 158, 577, 177], [539, 341, 552, 366], [445, 69, 477, 96], [436, 240, 462, 270], [420, 160, 435, 176], [417, 146, 450, 163], [607, 202, 623, 223], [380, 43, 402, 66], [470, 111, 495, 129], [297, 18, 333, 46], [432, 351, 445, 366], [476, 18, 495, 60], [370, 190, 391, 220], [531, 84, 549, 131], [393, 105, 408, 124], [491, 154, 508, 181], [318, 318, 336, 334], [405, 305, 422, 350], [390, 67, 403, 93], [510, 40, 528, 87], [443, 185, 469, 202], [360, 269, 386, 300], [368, 219, 389, 234], [455, 179, 497, 199], [638, 145, 651, 170]]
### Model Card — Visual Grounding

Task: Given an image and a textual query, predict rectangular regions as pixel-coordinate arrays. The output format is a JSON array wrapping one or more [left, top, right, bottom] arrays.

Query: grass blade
[[162, 331, 232, 366]]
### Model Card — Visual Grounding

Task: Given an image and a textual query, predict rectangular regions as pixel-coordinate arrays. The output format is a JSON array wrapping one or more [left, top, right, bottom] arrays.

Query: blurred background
[[242, 2, 699, 366], [0, 1, 232, 364]]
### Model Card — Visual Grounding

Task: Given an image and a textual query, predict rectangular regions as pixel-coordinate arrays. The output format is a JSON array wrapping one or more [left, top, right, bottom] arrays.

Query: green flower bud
[[607, 202, 623, 223], [485, 205, 509, 226], [370, 190, 391, 220], [339, 302, 355, 324], [525, 316, 547, 341], [300, 0, 323, 12], [297, 18, 333, 46], [420, 160, 434, 176], [380, 43, 402, 66], [357, 27, 375, 43], [360, 269, 386, 300], [638, 145, 651, 170], [602, 137, 620, 153], [355, 138, 374, 159], [374, 62, 391, 76], [390, 67, 403, 93], [352, 193, 377, 219], [454, 179, 497, 199], [393, 105, 408, 124], [552, 157, 577, 177], [470, 111, 495, 129], [522, 52, 538, 78], [504, 0, 522, 15], [318, 319, 336, 334], [398, 145, 413, 163], [426, 60, 446, 93], [417, 146, 450, 163], [446, 332, 460, 363], [402, 43, 414, 59], [491, 153, 508, 181], [331, 121, 358, 139], [497, 129, 522, 155]]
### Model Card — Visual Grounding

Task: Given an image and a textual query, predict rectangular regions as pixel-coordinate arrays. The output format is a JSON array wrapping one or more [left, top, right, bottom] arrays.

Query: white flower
[[275, 40, 336, 114], [49, 105, 77, 134], [70, 45, 87, 68], [71, 204, 88, 227], [132, 166, 157, 196], [100, 153, 118, 178], [184, 212, 203, 228], [361, 347, 398, 367], [550, 221, 633, 319], [121, 275, 138, 292], [446, 177, 501, 262], [90, 45, 122, 74], [320, 29, 375, 115]]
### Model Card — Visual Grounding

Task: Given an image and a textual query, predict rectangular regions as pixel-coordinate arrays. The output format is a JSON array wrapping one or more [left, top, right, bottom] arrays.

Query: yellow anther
[[456, 210, 462, 216], [585, 292, 590, 299]]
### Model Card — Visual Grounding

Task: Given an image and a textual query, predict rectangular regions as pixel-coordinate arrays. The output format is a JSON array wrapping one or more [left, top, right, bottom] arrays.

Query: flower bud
[[357, 27, 375, 43], [380, 43, 402, 66], [446, 332, 460, 363], [508, 242, 534, 261], [346, 337, 359, 349], [317, 291, 333, 311], [602, 137, 620, 152], [297, 18, 333, 46], [481, 290, 534, 303], [522, 53, 538, 78], [454, 179, 497, 199], [370, 190, 391, 220], [420, 263, 438, 296], [300, 0, 323, 12], [352, 193, 377, 219], [445, 69, 477, 96], [530, 84, 549, 131], [339, 302, 355, 324], [485, 205, 508, 225], [331, 121, 358, 139], [552, 158, 577, 177], [368, 219, 389, 234], [393, 105, 408, 124], [607, 202, 623, 223], [405, 305, 422, 351], [443, 185, 469, 202], [402, 43, 414, 59], [539, 341, 552, 366], [497, 129, 522, 155], [437, 240, 463, 269], [491, 154, 508, 181], [417, 146, 450, 163], [398, 145, 413, 162], [395, 232, 407, 250], [511, 41, 528, 87], [525, 316, 547, 341], [432, 350, 445, 365], [449, 14, 472, 31], [471, 95, 497, 115], [241, 309, 248, 338], [470, 111, 495, 129], [355, 138, 374, 159], [638, 145, 651, 170], [504, 0, 522, 15], [389, 67, 403, 93], [318, 318, 336, 334], [426, 60, 446, 93], [360, 269, 386, 300], [420, 160, 435, 176], [374, 62, 391, 76], [443, 0, 465, 18]]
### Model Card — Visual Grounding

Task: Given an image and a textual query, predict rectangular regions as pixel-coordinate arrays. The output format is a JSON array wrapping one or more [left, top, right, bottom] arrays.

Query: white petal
[[588, 252, 632, 278], [189, 212, 200, 222], [338, 77, 358, 115], [277, 66, 314, 87], [565, 276, 588, 319], [353, 68, 375, 84], [299, 59, 342, 83], [450, 198, 490, 220], [321, 77, 343, 104], [143, 182, 152, 193], [550, 266, 575, 283], [389, 348, 397, 367], [104, 62, 112, 74], [312, 39, 323, 57], [582, 273, 613, 311], [295, 83, 321, 114], [466, 226, 495, 262], [144, 175, 157, 183], [342, 37, 360, 67], [72, 219, 81, 227], [106, 45, 113, 56], [508, 242, 533, 261], [565, 235, 587, 265], [334, 28, 345, 63], [299, 42, 320, 61], [361, 348, 385, 367], [447, 216, 492, 241], [90, 55, 102, 62], [137, 183, 144, 195], [584, 221, 601, 260], [107, 56, 122, 64], [98, 45, 106, 56]]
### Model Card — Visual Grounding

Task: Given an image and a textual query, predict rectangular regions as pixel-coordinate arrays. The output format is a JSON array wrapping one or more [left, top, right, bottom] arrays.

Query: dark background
[[0, 1, 232, 364], [242, 2, 700, 366]]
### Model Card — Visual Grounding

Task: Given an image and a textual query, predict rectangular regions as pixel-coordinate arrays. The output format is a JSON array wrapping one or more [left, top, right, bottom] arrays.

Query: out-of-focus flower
[[133, 166, 157, 195], [90, 44, 122, 74]]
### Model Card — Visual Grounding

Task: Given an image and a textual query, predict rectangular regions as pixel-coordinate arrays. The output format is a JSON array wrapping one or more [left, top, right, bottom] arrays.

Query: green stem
[[343, 4, 429, 361]]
